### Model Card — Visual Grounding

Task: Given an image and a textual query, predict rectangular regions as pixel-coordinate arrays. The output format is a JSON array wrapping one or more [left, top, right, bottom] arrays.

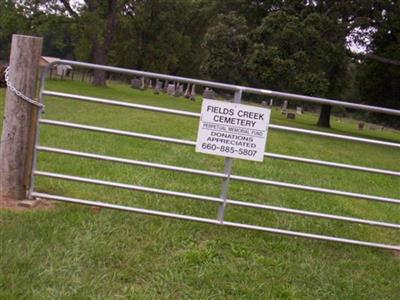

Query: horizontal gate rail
[[270, 124, 400, 148], [30, 59, 399, 251], [36, 146, 400, 229], [264, 152, 400, 177], [42, 90, 201, 118], [35, 170, 223, 203], [230, 175, 400, 205], [39, 119, 400, 204], [37, 146, 227, 179], [40, 91, 400, 175], [30, 192, 400, 251], [42, 90, 400, 149], [44, 60, 400, 117], [40, 119, 196, 146]]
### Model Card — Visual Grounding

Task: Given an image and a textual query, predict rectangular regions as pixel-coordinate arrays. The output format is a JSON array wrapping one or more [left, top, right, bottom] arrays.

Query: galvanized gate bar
[[45, 60, 400, 117], [40, 119, 197, 146], [30, 192, 400, 251], [269, 124, 400, 148], [264, 152, 400, 177], [229, 174, 400, 205], [42, 90, 201, 118], [35, 146, 400, 229], [29, 59, 399, 251], [36, 146, 227, 178], [42, 90, 400, 149], [34, 170, 224, 203], [38, 120, 400, 205], [40, 118, 400, 177]]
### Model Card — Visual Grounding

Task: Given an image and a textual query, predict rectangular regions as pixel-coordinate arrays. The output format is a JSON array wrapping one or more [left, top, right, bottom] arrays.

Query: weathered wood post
[[0, 34, 43, 200]]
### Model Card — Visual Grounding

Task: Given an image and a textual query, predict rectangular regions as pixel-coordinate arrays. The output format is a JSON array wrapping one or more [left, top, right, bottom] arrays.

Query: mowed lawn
[[1, 79, 399, 299]]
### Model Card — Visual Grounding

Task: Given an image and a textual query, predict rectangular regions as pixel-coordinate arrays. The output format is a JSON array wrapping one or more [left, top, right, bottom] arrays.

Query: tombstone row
[[131, 77, 203, 101], [131, 78, 237, 102], [130, 77, 304, 115]]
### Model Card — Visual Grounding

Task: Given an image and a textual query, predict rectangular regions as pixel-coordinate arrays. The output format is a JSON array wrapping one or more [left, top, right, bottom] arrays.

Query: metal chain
[[4, 66, 45, 109]]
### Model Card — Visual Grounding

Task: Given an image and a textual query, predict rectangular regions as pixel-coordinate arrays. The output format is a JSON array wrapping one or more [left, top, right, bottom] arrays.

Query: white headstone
[[190, 84, 196, 101], [281, 100, 288, 114], [167, 84, 175, 95]]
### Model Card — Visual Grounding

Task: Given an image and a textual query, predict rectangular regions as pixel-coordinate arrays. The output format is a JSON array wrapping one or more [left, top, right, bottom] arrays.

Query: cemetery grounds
[[0, 80, 400, 299]]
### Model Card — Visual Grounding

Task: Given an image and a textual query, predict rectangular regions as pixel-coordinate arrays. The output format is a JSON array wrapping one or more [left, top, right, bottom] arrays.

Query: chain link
[[4, 66, 45, 109]]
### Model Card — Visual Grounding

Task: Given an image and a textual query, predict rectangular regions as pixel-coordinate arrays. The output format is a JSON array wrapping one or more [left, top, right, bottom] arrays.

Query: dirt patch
[[392, 249, 400, 260], [0, 196, 54, 211]]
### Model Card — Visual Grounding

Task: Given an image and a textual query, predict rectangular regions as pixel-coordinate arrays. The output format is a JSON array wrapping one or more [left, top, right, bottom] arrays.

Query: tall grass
[[1, 81, 399, 299]]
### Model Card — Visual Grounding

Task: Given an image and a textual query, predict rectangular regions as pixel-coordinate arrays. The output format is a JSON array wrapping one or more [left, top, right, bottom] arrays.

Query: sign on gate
[[196, 99, 271, 161], [28, 58, 400, 251]]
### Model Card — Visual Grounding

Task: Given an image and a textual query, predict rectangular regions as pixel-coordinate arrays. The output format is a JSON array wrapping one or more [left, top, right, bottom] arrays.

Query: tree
[[0, 1, 75, 61], [201, 12, 249, 84], [59, 0, 122, 86], [0, 1, 29, 61], [246, 11, 347, 127], [356, 1, 400, 127], [112, 0, 209, 77]]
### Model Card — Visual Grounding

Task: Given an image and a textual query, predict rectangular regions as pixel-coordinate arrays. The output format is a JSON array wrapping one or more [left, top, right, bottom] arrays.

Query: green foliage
[[246, 11, 347, 98], [111, 0, 210, 77], [1, 0, 399, 125], [356, 1, 400, 127], [201, 12, 249, 84], [0, 1, 29, 60]]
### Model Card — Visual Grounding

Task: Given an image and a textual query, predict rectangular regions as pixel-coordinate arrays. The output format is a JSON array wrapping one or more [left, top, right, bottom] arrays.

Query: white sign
[[196, 99, 271, 162]]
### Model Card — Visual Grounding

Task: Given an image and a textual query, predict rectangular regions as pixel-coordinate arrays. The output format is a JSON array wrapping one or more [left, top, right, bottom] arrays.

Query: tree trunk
[[317, 105, 332, 128], [92, 41, 107, 86]]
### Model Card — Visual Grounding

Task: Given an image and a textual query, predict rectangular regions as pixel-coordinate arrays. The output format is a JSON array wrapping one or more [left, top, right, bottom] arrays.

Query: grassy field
[[1, 80, 399, 299]]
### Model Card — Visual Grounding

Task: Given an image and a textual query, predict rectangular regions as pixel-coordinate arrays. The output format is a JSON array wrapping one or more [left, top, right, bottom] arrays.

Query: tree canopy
[[0, 0, 399, 127]]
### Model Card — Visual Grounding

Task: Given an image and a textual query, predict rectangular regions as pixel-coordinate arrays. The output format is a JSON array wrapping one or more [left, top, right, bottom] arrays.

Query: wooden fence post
[[0, 34, 43, 200]]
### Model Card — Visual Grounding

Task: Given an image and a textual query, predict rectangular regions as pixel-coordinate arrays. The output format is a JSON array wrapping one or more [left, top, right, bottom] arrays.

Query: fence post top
[[12, 34, 42, 39]]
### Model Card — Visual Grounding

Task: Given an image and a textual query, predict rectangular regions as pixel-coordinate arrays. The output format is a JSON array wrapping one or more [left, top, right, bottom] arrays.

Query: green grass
[[1, 80, 400, 299]]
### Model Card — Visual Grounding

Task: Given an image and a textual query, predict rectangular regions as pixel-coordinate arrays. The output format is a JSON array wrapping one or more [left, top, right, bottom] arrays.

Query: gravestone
[[148, 79, 153, 89], [167, 83, 175, 95], [281, 100, 288, 114], [203, 87, 215, 99], [269, 99, 274, 107], [296, 106, 303, 115], [287, 112, 295, 119], [154, 79, 162, 95], [178, 84, 184, 96], [176, 83, 181, 96], [190, 84, 196, 101], [184, 84, 191, 98], [140, 77, 146, 90], [174, 83, 184, 97], [131, 78, 142, 89], [163, 80, 169, 93], [261, 101, 268, 107]]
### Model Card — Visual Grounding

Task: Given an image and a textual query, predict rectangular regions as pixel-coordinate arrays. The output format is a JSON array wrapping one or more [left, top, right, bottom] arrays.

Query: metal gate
[[29, 60, 400, 251]]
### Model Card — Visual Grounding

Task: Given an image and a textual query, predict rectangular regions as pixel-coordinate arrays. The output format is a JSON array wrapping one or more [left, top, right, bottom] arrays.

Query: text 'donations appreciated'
[[196, 99, 271, 161]]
